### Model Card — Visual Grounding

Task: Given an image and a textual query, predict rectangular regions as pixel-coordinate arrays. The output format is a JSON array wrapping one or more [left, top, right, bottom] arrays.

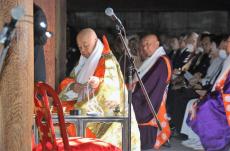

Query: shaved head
[[143, 34, 159, 42], [139, 34, 159, 61], [76, 28, 98, 58]]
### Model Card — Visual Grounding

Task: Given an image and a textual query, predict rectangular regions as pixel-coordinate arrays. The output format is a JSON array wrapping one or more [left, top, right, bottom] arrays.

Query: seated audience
[[167, 37, 180, 61], [172, 32, 198, 70], [186, 36, 230, 150], [167, 33, 214, 134], [180, 38, 228, 150]]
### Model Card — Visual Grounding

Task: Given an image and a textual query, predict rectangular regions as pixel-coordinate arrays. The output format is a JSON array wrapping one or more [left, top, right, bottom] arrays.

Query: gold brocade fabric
[[59, 53, 141, 151]]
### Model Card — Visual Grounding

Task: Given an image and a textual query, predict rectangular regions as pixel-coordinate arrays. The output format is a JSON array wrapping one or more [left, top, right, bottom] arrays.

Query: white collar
[[74, 39, 104, 84], [133, 46, 166, 82]]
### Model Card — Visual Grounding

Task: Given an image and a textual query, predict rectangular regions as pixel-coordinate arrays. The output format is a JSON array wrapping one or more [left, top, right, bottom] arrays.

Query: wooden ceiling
[[67, 0, 230, 12]]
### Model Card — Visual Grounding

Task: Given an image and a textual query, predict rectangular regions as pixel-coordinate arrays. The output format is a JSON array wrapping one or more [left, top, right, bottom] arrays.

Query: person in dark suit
[[167, 37, 180, 61], [172, 32, 198, 70], [189, 34, 212, 77]]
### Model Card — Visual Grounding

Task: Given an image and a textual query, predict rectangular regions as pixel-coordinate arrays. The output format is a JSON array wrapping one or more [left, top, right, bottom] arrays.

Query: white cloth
[[181, 138, 204, 150], [212, 55, 230, 91], [181, 99, 200, 140], [74, 39, 104, 84], [64, 39, 104, 100], [133, 46, 166, 82], [181, 99, 203, 150]]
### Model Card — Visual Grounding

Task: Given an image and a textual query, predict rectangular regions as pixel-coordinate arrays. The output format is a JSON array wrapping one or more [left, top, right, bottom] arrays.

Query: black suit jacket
[[173, 48, 191, 69], [189, 53, 211, 77]]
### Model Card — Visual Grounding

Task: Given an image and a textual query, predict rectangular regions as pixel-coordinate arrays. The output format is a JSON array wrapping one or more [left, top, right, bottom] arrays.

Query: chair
[[33, 82, 121, 151]]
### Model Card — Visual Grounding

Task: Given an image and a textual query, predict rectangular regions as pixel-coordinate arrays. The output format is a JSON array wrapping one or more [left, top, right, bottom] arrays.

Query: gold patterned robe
[[59, 36, 140, 150]]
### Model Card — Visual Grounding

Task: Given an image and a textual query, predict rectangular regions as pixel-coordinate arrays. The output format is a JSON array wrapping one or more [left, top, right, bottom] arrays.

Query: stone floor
[[142, 138, 204, 151]]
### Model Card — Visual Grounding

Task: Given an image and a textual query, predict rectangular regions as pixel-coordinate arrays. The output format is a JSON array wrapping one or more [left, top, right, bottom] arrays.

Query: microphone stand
[[0, 29, 16, 76], [116, 26, 162, 151], [0, 6, 24, 77]]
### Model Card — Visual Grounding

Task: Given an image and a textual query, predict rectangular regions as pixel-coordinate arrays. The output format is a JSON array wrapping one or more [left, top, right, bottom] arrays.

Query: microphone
[[105, 7, 124, 31], [0, 5, 24, 45]]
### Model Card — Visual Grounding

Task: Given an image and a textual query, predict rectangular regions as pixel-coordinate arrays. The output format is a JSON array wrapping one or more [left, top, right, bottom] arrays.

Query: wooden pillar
[[56, 0, 67, 86], [0, 0, 33, 151], [34, 0, 56, 88]]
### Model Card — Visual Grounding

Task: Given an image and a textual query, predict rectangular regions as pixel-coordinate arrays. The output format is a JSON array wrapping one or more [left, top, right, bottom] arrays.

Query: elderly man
[[59, 28, 140, 150], [132, 34, 172, 150]]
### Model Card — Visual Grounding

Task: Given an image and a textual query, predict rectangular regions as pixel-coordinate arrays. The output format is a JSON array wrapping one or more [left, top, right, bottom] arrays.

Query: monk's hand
[[105, 100, 119, 110], [189, 101, 198, 120], [88, 76, 100, 89], [73, 82, 84, 93]]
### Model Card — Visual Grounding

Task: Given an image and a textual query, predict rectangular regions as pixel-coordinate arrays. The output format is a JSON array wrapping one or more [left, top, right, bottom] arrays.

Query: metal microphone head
[[105, 7, 114, 17], [11, 5, 24, 20]]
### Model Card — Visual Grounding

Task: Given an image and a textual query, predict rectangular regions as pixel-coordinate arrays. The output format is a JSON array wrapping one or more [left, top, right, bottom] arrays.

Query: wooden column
[[56, 0, 67, 87], [0, 0, 33, 151], [34, 0, 56, 88]]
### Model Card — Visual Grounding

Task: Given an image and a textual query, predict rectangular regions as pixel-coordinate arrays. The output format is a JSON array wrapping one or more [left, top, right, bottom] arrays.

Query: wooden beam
[[67, 0, 230, 12], [0, 0, 33, 150]]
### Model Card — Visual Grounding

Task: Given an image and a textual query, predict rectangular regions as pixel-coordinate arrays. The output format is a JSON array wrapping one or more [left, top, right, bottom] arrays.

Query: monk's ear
[[156, 41, 160, 47]]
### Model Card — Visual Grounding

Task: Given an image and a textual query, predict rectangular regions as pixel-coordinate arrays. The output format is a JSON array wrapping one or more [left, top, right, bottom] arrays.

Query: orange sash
[[216, 72, 230, 126], [57, 36, 111, 138], [138, 56, 172, 149]]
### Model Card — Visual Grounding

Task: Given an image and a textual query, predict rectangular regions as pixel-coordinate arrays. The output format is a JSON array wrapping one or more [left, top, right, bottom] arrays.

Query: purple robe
[[188, 71, 230, 151], [132, 56, 171, 149]]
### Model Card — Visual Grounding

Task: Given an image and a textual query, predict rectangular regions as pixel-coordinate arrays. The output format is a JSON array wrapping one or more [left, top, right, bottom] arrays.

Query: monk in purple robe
[[132, 34, 172, 150], [188, 36, 230, 151]]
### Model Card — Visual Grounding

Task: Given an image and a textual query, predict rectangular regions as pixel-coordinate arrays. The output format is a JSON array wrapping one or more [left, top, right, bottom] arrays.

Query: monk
[[59, 28, 140, 150], [188, 36, 230, 151], [132, 34, 172, 150]]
